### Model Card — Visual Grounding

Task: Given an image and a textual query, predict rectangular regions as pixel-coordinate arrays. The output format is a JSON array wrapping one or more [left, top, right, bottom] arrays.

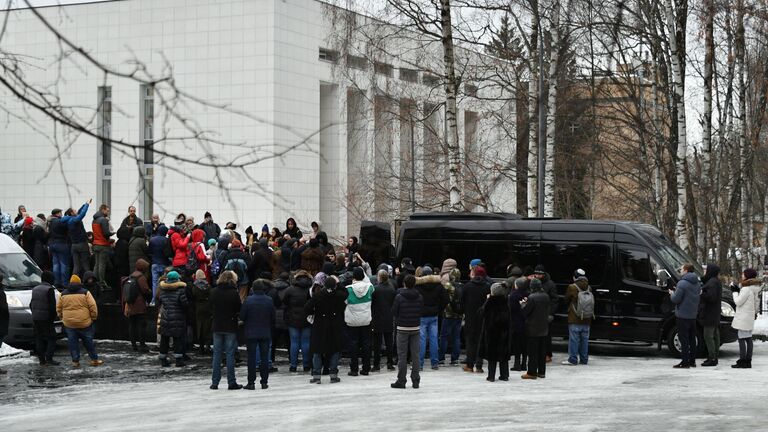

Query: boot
[[310, 376, 321, 384], [521, 373, 538, 380], [47, 359, 61, 366], [160, 357, 171, 367], [89, 359, 104, 367], [701, 358, 718, 367], [175, 357, 186, 367], [462, 365, 474, 373], [244, 383, 256, 390], [330, 375, 340, 384], [732, 359, 746, 369], [261, 383, 269, 389], [198, 346, 206, 356], [391, 381, 406, 389], [511, 356, 521, 371], [673, 361, 689, 369]]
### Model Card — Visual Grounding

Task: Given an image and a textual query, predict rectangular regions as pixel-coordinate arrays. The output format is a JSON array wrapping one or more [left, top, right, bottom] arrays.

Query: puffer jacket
[[439, 259, 458, 284], [57, 284, 98, 329], [210, 282, 241, 333], [156, 280, 188, 337], [345, 279, 374, 327], [283, 272, 312, 328], [732, 278, 762, 331], [30, 282, 57, 321], [124, 259, 151, 317], [670, 272, 701, 320], [170, 229, 190, 268], [392, 288, 423, 328], [415, 275, 448, 317]]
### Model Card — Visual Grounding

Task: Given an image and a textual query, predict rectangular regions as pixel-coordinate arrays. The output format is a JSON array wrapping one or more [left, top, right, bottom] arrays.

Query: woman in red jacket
[[169, 225, 191, 273], [191, 229, 211, 279]]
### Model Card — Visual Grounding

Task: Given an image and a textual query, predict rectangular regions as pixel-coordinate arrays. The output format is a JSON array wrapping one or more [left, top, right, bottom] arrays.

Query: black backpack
[[122, 276, 139, 304], [185, 242, 200, 274]]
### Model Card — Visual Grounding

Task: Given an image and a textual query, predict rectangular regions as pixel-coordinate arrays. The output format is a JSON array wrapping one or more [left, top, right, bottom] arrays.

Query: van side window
[[619, 248, 660, 284], [541, 243, 610, 285]]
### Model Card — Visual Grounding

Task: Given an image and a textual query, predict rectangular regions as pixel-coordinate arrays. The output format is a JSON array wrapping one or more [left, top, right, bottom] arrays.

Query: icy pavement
[[1, 339, 767, 431]]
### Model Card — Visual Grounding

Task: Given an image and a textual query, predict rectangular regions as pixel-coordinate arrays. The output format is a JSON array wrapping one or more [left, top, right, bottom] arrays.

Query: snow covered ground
[[0, 342, 23, 357], [1, 340, 767, 431]]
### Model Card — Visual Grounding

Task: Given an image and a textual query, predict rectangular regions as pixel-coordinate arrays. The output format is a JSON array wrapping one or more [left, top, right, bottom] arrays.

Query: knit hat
[[204, 211, 212, 219], [166, 271, 181, 282], [529, 278, 543, 292], [507, 265, 523, 278], [261, 224, 269, 233], [490, 282, 505, 297], [743, 268, 758, 280], [207, 239, 216, 247], [230, 239, 243, 250], [514, 277, 529, 290], [473, 266, 487, 278], [353, 267, 365, 281], [469, 258, 482, 268], [195, 270, 206, 281], [69, 274, 81, 285], [534, 264, 547, 275]]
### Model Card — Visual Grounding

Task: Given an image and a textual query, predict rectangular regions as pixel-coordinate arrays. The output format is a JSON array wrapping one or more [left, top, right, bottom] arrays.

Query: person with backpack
[[439, 268, 463, 366], [192, 270, 213, 355], [240, 279, 275, 390], [562, 269, 593, 366], [186, 229, 210, 279], [156, 270, 188, 367], [222, 239, 251, 301], [123, 258, 151, 353]]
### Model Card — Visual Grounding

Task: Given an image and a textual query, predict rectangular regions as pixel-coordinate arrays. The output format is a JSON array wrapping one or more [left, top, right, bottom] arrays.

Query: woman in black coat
[[508, 277, 530, 371], [700, 264, 722, 366], [283, 270, 313, 371], [113, 227, 132, 281], [479, 283, 512, 381], [304, 277, 347, 383]]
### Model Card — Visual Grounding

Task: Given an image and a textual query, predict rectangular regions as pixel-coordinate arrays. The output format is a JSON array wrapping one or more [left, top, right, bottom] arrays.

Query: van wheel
[[666, 326, 707, 358]]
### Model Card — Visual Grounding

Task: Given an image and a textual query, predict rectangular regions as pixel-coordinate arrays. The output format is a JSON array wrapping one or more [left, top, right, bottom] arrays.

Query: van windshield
[[0, 253, 42, 291], [637, 227, 703, 275]]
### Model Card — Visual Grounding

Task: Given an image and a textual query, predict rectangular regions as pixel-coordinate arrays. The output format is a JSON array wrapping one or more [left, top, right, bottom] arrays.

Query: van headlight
[[721, 301, 735, 318], [5, 294, 25, 309]]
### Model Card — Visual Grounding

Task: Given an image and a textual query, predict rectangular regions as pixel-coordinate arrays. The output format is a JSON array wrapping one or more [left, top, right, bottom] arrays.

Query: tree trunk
[[701, 0, 714, 262], [527, 14, 539, 217], [440, 0, 463, 212], [543, 0, 560, 217]]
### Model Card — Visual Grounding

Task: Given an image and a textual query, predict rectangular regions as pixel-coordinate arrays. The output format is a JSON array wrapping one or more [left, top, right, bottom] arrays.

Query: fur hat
[[195, 270, 206, 281]]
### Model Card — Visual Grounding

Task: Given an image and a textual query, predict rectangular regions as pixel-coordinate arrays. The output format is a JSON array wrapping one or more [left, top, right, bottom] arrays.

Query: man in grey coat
[[669, 263, 701, 368]]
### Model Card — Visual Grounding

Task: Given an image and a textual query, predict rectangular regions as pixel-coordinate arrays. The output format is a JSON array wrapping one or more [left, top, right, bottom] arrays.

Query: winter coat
[[392, 288, 423, 329], [699, 271, 722, 327], [279, 242, 294, 273], [65, 203, 90, 244], [565, 279, 592, 325], [143, 222, 165, 238], [30, 282, 57, 321], [508, 286, 530, 334], [284, 220, 302, 239], [92, 211, 113, 246], [461, 276, 491, 334], [156, 280, 188, 337], [670, 272, 701, 320], [124, 259, 151, 317], [148, 226, 172, 267], [114, 227, 132, 279], [240, 291, 275, 340], [478, 295, 512, 361], [128, 226, 149, 273], [82, 271, 98, 299], [192, 279, 212, 319], [300, 246, 325, 275], [439, 259, 458, 285], [371, 279, 397, 332], [291, 244, 306, 272], [48, 216, 69, 245], [200, 221, 221, 243], [345, 279, 375, 327], [210, 282, 241, 333], [415, 275, 448, 317], [538, 273, 560, 316], [57, 284, 98, 329], [522, 290, 550, 337], [189, 229, 210, 273], [120, 215, 143, 230], [443, 279, 463, 319], [249, 246, 273, 281], [305, 286, 348, 354], [0, 284, 8, 337], [283, 273, 312, 328], [221, 248, 251, 286], [170, 230, 191, 268], [732, 278, 761, 331], [31, 222, 49, 267]]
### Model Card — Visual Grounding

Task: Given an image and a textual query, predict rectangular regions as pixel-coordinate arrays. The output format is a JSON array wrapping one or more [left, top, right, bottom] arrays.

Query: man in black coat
[[461, 265, 491, 373], [391, 275, 423, 389], [209, 271, 243, 390], [30, 271, 60, 366], [305, 277, 348, 384], [521, 278, 550, 379], [371, 269, 397, 371], [200, 212, 221, 244], [0, 275, 8, 375], [700, 263, 722, 366], [533, 264, 559, 362], [479, 283, 512, 381]]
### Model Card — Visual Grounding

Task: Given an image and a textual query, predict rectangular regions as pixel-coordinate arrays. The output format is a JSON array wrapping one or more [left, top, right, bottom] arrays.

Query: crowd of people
[[0, 203, 763, 389]]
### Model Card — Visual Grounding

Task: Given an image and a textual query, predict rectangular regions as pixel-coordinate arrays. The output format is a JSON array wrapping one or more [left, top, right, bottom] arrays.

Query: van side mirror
[[656, 269, 671, 289]]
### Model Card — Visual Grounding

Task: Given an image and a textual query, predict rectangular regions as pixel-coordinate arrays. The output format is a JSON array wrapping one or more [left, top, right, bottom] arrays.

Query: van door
[[613, 246, 667, 342]]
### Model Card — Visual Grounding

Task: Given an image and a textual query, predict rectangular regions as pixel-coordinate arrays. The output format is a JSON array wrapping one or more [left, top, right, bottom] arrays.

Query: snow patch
[[753, 314, 768, 337], [0, 342, 23, 357]]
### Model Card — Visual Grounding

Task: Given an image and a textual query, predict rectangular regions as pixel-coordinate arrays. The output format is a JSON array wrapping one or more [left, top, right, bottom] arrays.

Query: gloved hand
[[729, 282, 740, 293]]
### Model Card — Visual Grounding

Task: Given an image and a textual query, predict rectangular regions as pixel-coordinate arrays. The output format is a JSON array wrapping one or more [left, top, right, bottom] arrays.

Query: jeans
[[346, 325, 371, 373], [372, 331, 394, 368], [128, 314, 147, 347], [71, 242, 91, 276], [677, 318, 697, 365], [526, 336, 546, 376], [151, 264, 165, 300], [34, 320, 57, 362], [567, 324, 590, 365], [49, 242, 72, 287], [212, 332, 238, 386], [703, 326, 719, 360], [312, 352, 340, 378], [419, 316, 439, 368], [288, 327, 312, 368], [64, 325, 98, 362], [255, 340, 273, 368], [246, 338, 271, 385], [93, 245, 111, 288], [396, 330, 420, 385], [439, 318, 462, 363]]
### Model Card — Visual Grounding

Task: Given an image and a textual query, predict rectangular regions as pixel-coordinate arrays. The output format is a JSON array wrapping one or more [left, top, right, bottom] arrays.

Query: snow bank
[[754, 313, 768, 337], [0, 342, 23, 358]]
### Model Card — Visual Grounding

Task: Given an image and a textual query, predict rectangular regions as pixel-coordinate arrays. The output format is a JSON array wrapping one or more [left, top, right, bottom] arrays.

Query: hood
[[34, 216, 47, 229], [92, 211, 107, 221], [116, 226, 132, 241], [218, 236, 231, 249], [350, 280, 372, 298], [702, 264, 720, 283], [440, 259, 458, 276], [135, 258, 150, 273], [160, 280, 186, 291], [132, 226, 146, 238], [82, 271, 97, 286], [681, 272, 699, 285], [398, 288, 420, 300], [155, 224, 169, 237], [192, 228, 206, 243], [294, 277, 313, 290], [416, 275, 441, 288], [575, 279, 589, 290]]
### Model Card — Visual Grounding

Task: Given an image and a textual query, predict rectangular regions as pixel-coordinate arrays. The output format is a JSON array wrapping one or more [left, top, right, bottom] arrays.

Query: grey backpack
[[573, 286, 595, 319]]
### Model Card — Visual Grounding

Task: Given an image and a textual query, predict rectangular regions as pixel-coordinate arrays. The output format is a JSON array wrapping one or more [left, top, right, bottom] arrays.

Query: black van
[[370, 213, 737, 356]]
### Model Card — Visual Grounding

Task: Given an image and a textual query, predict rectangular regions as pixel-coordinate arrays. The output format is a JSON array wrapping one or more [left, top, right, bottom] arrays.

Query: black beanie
[[353, 267, 365, 281], [41, 271, 55, 285], [322, 262, 335, 275]]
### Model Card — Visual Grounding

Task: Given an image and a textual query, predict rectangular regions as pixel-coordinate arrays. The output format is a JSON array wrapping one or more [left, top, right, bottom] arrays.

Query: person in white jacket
[[345, 267, 374, 376], [731, 268, 762, 369]]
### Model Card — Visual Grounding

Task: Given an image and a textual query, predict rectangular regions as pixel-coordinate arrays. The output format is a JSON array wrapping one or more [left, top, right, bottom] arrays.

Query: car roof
[[0, 233, 25, 254]]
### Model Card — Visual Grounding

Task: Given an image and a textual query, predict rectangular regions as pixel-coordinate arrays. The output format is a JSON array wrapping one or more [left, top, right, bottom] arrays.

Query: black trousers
[[159, 335, 183, 358], [487, 359, 509, 380], [33, 320, 57, 362], [464, 325, 482, 368], [372, 331, 394, 368], [347, 325, 371, 373], [677, 318, 697, 365], [527, 336, 547, 376], [128, 314, 147, 347]]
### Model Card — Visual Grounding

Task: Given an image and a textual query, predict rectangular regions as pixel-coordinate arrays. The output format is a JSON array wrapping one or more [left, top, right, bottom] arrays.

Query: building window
[[399, 68, 419, 83], [464, 84, 478, 97], [319, 48, 339, 63], [139, 84, 154, 221], [374, 61, 394, 77], [346, 54, 368, 70], [97, 86, 112, 208], [423, 73, 441, 87]]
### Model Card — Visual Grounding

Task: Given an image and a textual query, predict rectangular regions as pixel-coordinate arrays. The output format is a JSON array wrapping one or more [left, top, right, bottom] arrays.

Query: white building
[[0, 0, 516, 242]]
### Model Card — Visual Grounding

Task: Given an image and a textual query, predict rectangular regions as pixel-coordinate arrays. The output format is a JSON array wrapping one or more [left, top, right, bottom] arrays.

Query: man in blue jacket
[[240, 279, 275, 390], [66, 199, 91, 278], [669, 263, 701, 368]]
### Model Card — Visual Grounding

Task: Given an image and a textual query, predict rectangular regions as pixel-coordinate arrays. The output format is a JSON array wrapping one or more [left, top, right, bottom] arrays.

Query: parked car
[[360, 213, 737, 357], [0, 234, 62, 347]]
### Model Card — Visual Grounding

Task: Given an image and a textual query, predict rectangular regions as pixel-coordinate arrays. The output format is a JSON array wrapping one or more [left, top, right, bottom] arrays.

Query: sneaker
[[244, 383, 256, 390], [462, 365, 474, 373], [348, 370, 359, 377], [521, 373, 538, 380], [701, 359, 718, 367], [561, 360, 577, 366], [72, 361, 81, 368], [673, 362, 689, 369], [391, 381, 406, 389], [330, 377, 341, 383], [228, 384, 243, 390], [537, 373, 545, 379], [209, 384, 218, 390], [310, 377, 321, 384], [89, 359, 104, 367]]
